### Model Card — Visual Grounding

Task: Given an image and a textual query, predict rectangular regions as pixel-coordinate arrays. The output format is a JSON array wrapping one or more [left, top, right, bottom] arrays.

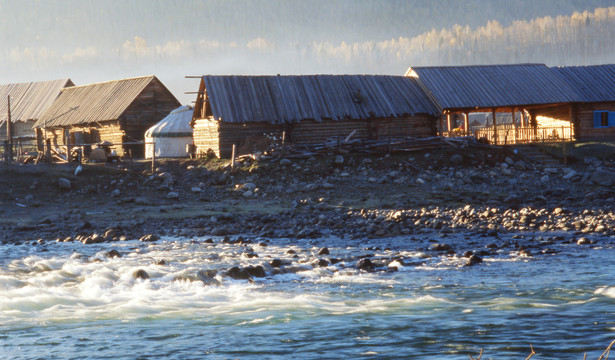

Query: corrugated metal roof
[[201, 75, 440, 124], [551, 64, 615, 103], [0, 79, 73, 125], [35, 76, 157, 128], [406, 64, 579, 110]]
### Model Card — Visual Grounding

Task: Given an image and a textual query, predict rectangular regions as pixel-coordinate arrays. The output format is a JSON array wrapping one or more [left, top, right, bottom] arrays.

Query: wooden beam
[[446, 113, 452, 134], [463, 112, 470, 136], [492, 108, 498, 145], [6, 95, 13, 162]]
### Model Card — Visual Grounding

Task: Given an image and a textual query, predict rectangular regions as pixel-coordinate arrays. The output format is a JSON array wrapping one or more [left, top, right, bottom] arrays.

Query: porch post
[[463, 112, 470, 136], [511, 107, 517, 144], [439, 115, 444, 137], [492, 108, 498, 145], [446, 113, 452, 135]]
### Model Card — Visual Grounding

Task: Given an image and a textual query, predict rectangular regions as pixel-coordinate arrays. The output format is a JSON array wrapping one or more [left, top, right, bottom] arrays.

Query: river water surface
[[1, 233, 614, 359]]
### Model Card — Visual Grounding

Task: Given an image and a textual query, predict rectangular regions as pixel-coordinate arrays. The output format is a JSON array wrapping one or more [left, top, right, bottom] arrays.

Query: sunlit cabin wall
[[532, 104, 572, 122], [38, 121, 125, 155], [192, 115, 436, 159]]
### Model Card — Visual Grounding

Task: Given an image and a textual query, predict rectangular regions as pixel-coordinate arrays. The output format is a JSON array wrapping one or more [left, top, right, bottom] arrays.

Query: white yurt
[[145, 105, 193, 158]]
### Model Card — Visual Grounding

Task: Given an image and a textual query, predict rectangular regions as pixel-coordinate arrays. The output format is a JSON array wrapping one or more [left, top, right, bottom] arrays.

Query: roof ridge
[[62, 75, 155, 90]]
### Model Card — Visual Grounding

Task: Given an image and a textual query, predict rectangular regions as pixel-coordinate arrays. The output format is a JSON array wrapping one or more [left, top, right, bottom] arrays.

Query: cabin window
[[593, 111, 615, 128]]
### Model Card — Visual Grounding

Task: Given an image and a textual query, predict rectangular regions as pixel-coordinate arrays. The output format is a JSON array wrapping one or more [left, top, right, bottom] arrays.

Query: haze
[[1, 0, 614, 104]]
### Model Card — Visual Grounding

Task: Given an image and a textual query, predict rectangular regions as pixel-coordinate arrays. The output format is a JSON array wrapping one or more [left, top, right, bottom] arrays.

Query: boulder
[[279, 158, 292, 166], [334, 155, 344, 165], [133, 269, 149, 280], [450, 154, 463, 166], [356, 258, 375, 271], [57, 178, 71, 190], [166, 191, 179, 199], [590, 169, 615, 187], [318, 247, 330, 255]]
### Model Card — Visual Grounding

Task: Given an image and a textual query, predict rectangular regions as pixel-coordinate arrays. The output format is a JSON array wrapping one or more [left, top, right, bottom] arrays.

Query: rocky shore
[[2, 144, 615, 263]]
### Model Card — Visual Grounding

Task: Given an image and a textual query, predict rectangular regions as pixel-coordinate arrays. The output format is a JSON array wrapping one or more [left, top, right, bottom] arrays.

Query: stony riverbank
[[2, 144, 615, 256]]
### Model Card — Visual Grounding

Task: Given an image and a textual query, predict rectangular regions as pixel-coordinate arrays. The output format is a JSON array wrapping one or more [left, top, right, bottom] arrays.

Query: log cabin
[[550, 64, 615, 141], [35, 76, 180, 158], [191, 75, 441, 158], [406, 64, 579, 144]]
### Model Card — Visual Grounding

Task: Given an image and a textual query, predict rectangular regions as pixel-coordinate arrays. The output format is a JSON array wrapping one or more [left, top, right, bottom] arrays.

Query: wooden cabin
[[406, 64, 579, 145], [550, 65, 615, 141], [35, 76, 180, 158], [0, 79, 74, 141], [191, 75, 441, 158]]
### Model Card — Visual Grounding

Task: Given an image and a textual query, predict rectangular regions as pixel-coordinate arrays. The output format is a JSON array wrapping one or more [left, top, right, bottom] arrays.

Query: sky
[[1, 0, 614, 104]]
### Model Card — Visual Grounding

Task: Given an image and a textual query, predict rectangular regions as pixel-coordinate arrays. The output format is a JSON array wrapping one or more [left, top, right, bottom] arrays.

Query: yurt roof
[[145, 105, 193, 138]]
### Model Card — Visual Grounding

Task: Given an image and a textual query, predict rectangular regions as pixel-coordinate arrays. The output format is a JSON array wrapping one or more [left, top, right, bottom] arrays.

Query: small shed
[[145, 105, 193, 158], [551, 64, 615, 141], [35, 76, 180, 158], [191, 75, 440, 158], [0, 79, 74, 140]]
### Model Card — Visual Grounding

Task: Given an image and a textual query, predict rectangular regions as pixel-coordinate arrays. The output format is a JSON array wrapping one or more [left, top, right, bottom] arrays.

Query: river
[[1, 232, 614, 359]]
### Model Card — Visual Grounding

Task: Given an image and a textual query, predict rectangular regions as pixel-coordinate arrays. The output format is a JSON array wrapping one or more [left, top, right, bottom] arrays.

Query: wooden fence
[[444, 125, 573, 145]]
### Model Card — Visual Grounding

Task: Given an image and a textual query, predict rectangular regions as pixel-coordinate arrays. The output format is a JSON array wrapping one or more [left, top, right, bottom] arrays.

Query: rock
[[540, 175, 550, 183], [429, 243, 452, 252], [244, 265, 266, 278], [133, 269, 150, 280], [590, 169, 615, 186], [576, 237, 592, 245], [140, 234, 159, 242], [356, 258, 375, 271], [334, 155, 344, 165], [243, 183, 257, 192], [514, 162, 527, 171], [416, 178, 425, 185], [111, 189, 120, 197], [191, 187, 202, 193], [544, 167, 560, 174], [322, 182, 335, 189], [57, 178, 71, 190], [501, 167, 512, 176], [450, 154, 463, 166], [166, 191, 179, 199], [465, 254, 483, 266], [242, 190, 254, 198], [270, 258, 283, 268], [318, 247, 330, 255], [280, 158, 292, 166], [226, 266, 250, 280], [505, 157, 514, 166], [105, 250, 122, 258], [562, 170, 577, 180]]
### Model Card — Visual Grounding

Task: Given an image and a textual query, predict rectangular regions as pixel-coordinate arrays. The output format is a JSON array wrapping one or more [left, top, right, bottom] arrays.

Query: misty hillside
[[1, 0, 613, 46]]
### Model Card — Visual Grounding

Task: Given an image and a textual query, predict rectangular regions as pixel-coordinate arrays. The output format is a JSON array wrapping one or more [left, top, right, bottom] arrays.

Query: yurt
[[145, 105, 193, 158]]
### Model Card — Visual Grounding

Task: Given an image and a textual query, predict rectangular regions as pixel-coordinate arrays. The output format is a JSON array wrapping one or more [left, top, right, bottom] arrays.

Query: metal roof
[[551, 64, 615, 103], [0, 79, 73, 125], [201, 75, 440, 124], [35, 76, 158, 128], [406, 64, 579, 111]]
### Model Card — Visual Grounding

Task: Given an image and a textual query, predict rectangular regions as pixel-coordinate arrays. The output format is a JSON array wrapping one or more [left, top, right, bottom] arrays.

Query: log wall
[[193, 115, 436, 158], [574, 101, 615, 140]]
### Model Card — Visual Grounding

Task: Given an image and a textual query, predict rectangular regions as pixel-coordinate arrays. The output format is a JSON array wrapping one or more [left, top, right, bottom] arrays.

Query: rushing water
[[1, 232, 614, 359]]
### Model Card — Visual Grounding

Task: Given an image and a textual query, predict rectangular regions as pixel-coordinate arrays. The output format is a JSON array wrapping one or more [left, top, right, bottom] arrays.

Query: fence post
[[231, 144, 236, 173], [151, 142, 156, 174]]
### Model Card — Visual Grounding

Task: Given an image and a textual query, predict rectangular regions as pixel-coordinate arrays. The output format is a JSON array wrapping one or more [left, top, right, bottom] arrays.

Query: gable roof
[[199, 75, 440, 124], [406, 64, 579, 111], [35, 75, 163, 128], [551, 64, 615, 103], [0, 79, 73, 125]]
